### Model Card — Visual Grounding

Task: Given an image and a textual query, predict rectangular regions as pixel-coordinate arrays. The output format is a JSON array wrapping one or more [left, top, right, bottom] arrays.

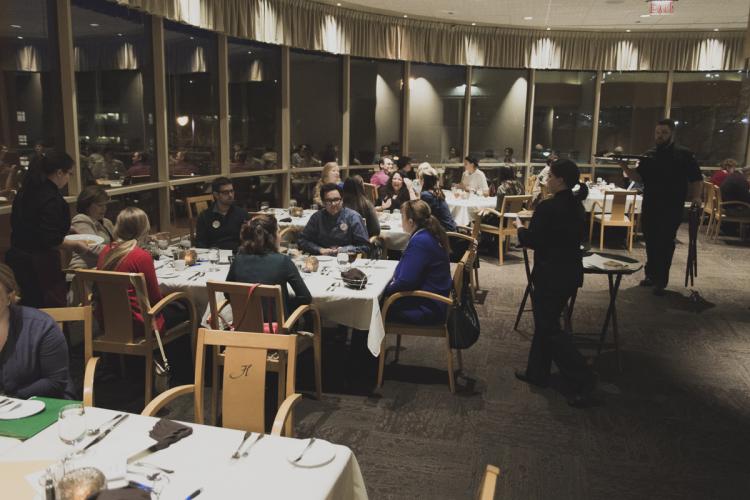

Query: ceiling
[[320, 0, 749, 31]]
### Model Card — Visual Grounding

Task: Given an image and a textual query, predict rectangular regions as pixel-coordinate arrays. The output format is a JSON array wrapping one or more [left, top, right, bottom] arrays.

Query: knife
[[83, 414, 129, 451]]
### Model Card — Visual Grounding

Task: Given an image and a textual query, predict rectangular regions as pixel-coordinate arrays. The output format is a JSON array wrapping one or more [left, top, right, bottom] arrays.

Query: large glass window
[[596, 72, 667, 157], [350, 58, 402, 166], [165, 21, 219, 178], [532, 71, 596, 163], [72, 0, 155, 185], [671, 71, 750, 166], [228, 39, 280, 173], [469, 68, 528, 164], [408, 63, 465, 163], [0, 0, 63, 192], [290, 50, 341, 167]]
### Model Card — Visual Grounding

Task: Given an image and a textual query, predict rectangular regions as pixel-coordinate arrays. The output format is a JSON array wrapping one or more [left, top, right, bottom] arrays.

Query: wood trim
[[342, 55, 350, 169], [56, 0, 80, 195], [524, 69, 536, 166], [590, 70, 603, 174], [463, 66, 472, 158], [218, 34, 230, 176], [151, 16, 171, 231], [281, 46, 291, 206], [402, 61, 410, 156], [664, 70, 674, 119]]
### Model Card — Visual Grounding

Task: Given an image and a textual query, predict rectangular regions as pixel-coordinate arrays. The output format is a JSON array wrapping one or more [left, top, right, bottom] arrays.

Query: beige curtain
[[113, 0, 747, 71]]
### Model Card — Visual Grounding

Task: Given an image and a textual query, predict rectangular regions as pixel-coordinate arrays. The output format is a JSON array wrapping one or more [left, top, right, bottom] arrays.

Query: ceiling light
[[117, 33, 123, 36], [626, 29, 631, 32], [10, 24, 22, 29], [89, 23, 99, 27], [189, 36, 194, 40], [640, 14, 650, 18], [336, 2, 341, 5], [16, 36, 23, 40], [524, 16, 533, 21], [176, 116, 189, 127], [403, 14, 408, 18], [546, 27, 551, 31], [247, 51, 252, 54], [713, 28, 719, 31], [471, 22, 476, 26]]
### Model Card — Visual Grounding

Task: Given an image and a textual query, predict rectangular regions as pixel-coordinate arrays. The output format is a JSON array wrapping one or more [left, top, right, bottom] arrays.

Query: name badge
[[212, 220, 221, 229], [339, 222, 348, 232]]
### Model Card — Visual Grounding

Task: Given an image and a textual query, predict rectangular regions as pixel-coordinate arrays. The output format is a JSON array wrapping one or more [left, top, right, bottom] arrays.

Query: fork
[[292, 437, 316, 463], [0, 402, 21, 413]]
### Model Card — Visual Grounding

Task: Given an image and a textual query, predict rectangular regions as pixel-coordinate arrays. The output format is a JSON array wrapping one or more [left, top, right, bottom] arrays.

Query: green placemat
[[0, 397, 80, 440]]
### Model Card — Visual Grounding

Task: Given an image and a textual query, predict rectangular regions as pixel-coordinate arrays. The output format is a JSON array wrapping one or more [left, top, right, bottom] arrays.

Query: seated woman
[[343, 175, 381, 237], [0, 263, 73, 399], [69, 185, 114, 272], [384, 200, 452, 324], [377, 171, 414, 212], [312, 162, 341, 206], [226, 215, 312, 316], [481, 165, 524, 226], [97, 207, 193, 385], [419, 172, 457, 233]]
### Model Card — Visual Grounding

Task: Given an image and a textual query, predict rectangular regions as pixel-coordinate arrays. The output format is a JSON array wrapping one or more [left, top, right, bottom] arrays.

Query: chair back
[[713, 183, 724, 215], [499, 195, 533, 228], [580, 173, 593, 183], [525, 174, 537, 195], [363, 182, 378, 204], [702, 180, 715, 216], [185, 194, 214, 243], [194, 328, 297, 432], [452, 259, 467, 298], [279, 226, 302, 248], [604, 190, 637, 221], [76, 269, 153, 343], [206, 281, 286, 333]]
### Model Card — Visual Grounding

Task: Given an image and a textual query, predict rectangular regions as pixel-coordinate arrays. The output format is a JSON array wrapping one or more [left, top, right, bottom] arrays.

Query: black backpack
[[447, 267, 480, 349]]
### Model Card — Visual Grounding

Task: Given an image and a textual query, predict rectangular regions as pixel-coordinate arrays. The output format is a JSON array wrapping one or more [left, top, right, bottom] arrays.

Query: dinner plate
[[286, 440, 336, 468], [315, 256, 335, 262], [157, 273, 180, 279], [65, 234, 104, 246], [0, 399, 45, 420]]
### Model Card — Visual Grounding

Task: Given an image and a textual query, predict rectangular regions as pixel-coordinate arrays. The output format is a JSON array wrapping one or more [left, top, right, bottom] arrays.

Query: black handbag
[[447, 267, 480, 349]]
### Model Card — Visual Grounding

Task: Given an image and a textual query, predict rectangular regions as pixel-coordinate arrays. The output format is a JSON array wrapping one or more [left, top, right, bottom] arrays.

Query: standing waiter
[[620, 119, 702, 296]]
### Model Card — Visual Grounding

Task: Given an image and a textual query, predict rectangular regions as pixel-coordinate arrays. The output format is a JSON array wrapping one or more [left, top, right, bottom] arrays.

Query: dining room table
[[583, 186, 643, 214], [0, 406, 368, 499], [156, 251, 398, 356], [442, 190, 497, 226]]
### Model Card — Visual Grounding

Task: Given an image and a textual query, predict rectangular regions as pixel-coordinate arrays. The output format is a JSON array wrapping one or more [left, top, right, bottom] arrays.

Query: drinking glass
[[58, 404, 86, 459], [310, 203, 319, 211], [260, 202, 270, 213], [289, 199, 297, 209], [179, 236, 191, 249], [209, 247, 220, 272], [337, 251, 350, 271]]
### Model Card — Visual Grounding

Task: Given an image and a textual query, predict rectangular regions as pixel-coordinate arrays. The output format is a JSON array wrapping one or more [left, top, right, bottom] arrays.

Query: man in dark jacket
[[195, 177, 249, 250], [299, 184, 370, 256]]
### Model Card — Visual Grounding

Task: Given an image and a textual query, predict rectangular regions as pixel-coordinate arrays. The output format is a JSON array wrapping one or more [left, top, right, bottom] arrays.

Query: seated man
[[299, 183, 370, 256], [195, 177, 249, 250], [720, 166, 750, 215]]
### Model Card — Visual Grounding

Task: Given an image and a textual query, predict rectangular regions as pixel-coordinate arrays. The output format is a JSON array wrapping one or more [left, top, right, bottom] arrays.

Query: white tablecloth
[[583, 188, 642, 214], [443, 190, 496, 226], [0, 407, 368, 500], [157, 254, 398, 357]]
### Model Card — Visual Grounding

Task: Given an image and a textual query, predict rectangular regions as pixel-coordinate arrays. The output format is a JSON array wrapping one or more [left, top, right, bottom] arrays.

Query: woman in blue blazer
[[384, 200, 453, 324]]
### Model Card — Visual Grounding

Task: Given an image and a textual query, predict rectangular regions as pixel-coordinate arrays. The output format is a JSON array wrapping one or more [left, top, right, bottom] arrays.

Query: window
[[107, 188, 161, 230], [291, 50, 341, 167], [469, 68, 528, 164], [671, 71, 750, 166], [408, 63, 466, 163], [72, 0, 155, 184], [350, 58, 402, 166], [165, 21, 219, 178], [234, 175, 282, 211], [532, 71, 596, 163], [1, 0, 63, 191], [597, 72, 667, 157], [228, 39, 280, 172]]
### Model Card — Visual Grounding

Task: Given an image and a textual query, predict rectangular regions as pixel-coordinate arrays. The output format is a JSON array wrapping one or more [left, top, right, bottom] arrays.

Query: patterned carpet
[[87, 226, 750, 499]]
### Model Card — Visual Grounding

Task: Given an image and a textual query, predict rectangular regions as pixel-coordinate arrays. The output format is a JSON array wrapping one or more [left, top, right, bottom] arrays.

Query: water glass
[[310, 203, 320, 211], [58, 404, 86, 458], [289, 199, 297, 209], [337, 251, 350, 271], [209, 247, 220, 272], [260, 202, 270, 213]]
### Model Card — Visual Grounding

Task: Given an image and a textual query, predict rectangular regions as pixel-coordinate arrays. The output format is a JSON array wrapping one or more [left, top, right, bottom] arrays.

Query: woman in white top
[[460, 156, 489, 196], [68, 185, 114, 271]]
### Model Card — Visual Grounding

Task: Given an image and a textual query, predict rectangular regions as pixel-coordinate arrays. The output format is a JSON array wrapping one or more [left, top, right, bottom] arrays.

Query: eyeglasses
[[324, 198, 342, 205], [218, 189, 234, 195]]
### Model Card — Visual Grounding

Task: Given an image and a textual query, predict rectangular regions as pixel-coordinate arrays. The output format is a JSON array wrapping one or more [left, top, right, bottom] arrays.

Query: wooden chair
[[476, 465, 500, 500], [707, 186, 750, 240], [40, 306, 100, 407], [588, 190, 638, 251], [377, 257, 468, 393], [447, 231, 479, 299], [75, 269, 197, 406], [580, 173, 593, 183], [524, 174, 537, 196], [701, 181, 717, 234], [476, 195, 533, 265], [206, 281, 322, 425], [142, 328, 302, 437], [185, 194, 214, 245], [363, 182, 378, 204]]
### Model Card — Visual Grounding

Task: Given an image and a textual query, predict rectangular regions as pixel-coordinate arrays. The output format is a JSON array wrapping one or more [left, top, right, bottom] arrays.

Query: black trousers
[[642, 210, 681, 288], [526, 289, 592, 390], [161, 301, 194, 386]]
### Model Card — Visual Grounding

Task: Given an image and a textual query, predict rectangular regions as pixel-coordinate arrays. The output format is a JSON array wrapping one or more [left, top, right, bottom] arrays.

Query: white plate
[[286, 439, 336, 468], [315, 256, 335, 262], [157, 273, 180, 279], [0, 399, 45, 420], [65, 234, 104, 246]]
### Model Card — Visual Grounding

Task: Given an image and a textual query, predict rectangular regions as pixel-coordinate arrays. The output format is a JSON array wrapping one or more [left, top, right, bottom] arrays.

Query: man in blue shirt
[[299, 183, 370, 255]]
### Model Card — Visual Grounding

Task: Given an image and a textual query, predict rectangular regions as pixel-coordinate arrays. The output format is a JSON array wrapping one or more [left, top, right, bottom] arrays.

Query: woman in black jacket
[[514, 159, 596, 407]]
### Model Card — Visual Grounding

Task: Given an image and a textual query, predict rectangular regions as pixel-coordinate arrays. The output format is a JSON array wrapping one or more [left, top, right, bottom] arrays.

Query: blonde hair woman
[[312, 162, 341, 206]]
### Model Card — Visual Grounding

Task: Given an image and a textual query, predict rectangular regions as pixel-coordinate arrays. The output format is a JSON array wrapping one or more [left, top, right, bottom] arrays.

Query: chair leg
[[377, 339, 386, 388], [599, 223, 605, 250], [277, 354, 287, 411], [588, 214, 595, 243], [394, 335, 402, 362], [313, 334, 323, 400], [144, 350, 153, 407], [445, 335, 456, 394], [473, 266, 480, 292], [498, 235, 505, 265], [210, 348, 219, 426], [627, 225, 633, 252]]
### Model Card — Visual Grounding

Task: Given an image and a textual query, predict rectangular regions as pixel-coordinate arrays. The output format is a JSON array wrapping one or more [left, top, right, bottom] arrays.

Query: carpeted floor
[[87, 226, 750, 499]]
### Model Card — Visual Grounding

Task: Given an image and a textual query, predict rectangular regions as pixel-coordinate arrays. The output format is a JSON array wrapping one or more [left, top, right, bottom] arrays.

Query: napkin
[[280, 217, 293, 223], [91, 487, 151, 500], [149, 418, 193, 451]]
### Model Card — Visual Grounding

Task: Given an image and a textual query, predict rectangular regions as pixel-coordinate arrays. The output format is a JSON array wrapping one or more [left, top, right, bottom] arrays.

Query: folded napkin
[[149, 418, 193, 451], [91, 487, 150, 500], [280, 217, 293, 223]]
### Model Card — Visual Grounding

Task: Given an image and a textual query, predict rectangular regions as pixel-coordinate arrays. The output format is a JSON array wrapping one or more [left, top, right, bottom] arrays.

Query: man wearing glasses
[[299, 183, 370, 256], [195, 177, 249, 250]]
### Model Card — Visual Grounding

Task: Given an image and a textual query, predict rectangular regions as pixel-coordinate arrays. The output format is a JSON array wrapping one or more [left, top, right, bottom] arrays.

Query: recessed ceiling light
[[17, 36, 23, 39], [89, 23, 99, 27], [189, 36, 194, 40], [471, 22, 476, 26], [10, 24, 22, 29], [403, 14, 408, 18], [713, 28, 719, 31], [523, 16, 533, 21], [626, 29, 631, 32], [546, 27, 551, 31], [336, 2, 341, 5], [117, 33, 123, 36], [640, 14, 650, 18], [247, 51, 252, 54]]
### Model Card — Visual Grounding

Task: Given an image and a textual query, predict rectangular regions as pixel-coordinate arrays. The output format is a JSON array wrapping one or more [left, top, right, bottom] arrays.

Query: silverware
[[292, 437, 316, 463], [0, 402, 20, 413], [133, 462, 174, 474], [0, 399, 14, 409], [88, 413, 124, 436], [186, 271, 200, 281], [231, 431, 253, 459], [83, 414, 129, 451], [241, 433, 265, 457]]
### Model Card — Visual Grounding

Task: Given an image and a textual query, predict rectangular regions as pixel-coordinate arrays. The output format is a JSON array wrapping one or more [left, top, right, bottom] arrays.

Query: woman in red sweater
[[97, 207, 193, 385]]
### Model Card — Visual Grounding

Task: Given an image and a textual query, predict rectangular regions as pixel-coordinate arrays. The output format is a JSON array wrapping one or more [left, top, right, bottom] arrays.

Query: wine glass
[[336, 251, 349, 272], [209, 247, 220, 272], [289, 199, 297, 209], [58, 404, 86, 461]]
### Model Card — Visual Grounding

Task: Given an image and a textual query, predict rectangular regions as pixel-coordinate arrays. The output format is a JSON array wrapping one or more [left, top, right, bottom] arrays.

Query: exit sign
[[648, 0, 676, 15]]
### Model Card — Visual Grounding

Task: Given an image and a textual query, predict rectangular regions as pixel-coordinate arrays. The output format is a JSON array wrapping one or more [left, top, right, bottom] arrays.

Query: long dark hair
[[421, 173, 444, 200], [385, 171, 409, 198], [240, 215, 278, 255], [401, 199, 451, 253], [21, 150, 74, 191], [550, 159, 589, 201], [343, 175, 371, 218]]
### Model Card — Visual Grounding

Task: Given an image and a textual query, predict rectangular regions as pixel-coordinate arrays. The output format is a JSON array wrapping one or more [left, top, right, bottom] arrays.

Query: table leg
[[598, 274, 623, 371]]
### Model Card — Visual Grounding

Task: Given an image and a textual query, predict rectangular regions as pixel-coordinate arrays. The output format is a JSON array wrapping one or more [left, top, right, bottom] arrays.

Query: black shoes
[[652, 286, 666, 296], [639, 277, 654, 287], [567, 374, 598, 409], [514, 370, 549, 388]]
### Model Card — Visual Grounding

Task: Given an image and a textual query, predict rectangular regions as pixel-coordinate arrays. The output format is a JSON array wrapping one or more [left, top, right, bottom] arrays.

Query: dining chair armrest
[[590, 200, 603, 213], [283, 304, 321, 336], [483, 208, 503, 218], [369, 235, 383, 245], [446, 232, 478, 246], [382, 291, 453, 320], [147, 292, 198, 331], [82, 356, 100, 408], [271, 393, 303, 437], [141, 384, 195, 417]]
